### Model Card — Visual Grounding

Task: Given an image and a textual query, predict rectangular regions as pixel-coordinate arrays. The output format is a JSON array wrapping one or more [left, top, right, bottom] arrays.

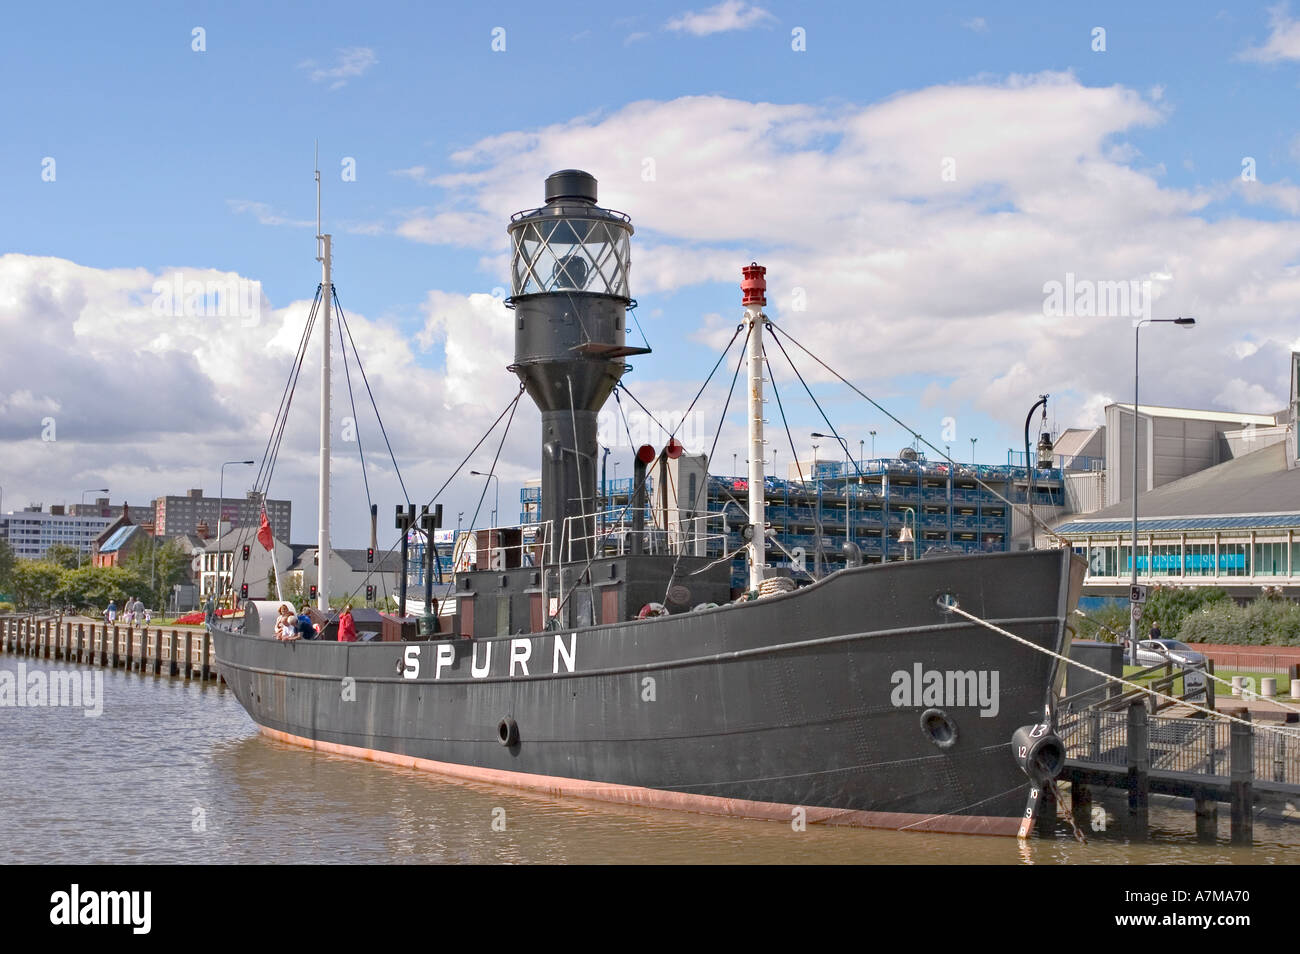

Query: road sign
[[1131, 604, 1143, 622], [1130, 584, 1148, 604]]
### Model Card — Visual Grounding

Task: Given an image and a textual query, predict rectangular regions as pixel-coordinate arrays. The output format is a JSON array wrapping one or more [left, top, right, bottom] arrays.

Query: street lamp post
[[970, 437, 977, 465], [811, 443, 822, 576], [217, 460, 254, 607], [78, 488, 109, 567], [870, 430, 876, 460], [1023, 394, 1050, 550], [1130, 317, 1196, 663], [470, 470, 500, 528]]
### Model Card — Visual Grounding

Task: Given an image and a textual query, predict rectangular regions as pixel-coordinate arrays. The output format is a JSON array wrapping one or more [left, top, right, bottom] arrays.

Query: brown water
[[1, 656, 1296, 864]]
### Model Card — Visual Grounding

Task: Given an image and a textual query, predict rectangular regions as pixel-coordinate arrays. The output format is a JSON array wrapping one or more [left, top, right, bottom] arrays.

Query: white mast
[[742, 264, 767, 591], [315, 145, 332, 611]]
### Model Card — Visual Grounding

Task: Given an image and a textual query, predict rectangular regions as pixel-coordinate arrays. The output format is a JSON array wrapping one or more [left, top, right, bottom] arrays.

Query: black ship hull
[[212, 549, 1085, 836]]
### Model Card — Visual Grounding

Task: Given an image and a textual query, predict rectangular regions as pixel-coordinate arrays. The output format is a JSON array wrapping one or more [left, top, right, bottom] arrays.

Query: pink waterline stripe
[[261, 726, 1023, 838]]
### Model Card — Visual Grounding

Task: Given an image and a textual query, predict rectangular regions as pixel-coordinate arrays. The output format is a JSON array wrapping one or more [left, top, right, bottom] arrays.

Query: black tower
[[507, 170, 646, 562]]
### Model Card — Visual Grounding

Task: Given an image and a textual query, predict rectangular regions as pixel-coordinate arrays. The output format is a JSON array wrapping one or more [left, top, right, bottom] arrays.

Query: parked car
[[1135, 638, 1206, 668]]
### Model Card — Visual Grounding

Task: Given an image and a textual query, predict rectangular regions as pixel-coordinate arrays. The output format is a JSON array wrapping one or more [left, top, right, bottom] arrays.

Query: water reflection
[[0, 657, 1296, 863]]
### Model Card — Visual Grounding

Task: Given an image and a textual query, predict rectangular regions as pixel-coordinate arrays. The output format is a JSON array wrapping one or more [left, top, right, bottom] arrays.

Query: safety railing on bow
[[562, 510, 732, 563]]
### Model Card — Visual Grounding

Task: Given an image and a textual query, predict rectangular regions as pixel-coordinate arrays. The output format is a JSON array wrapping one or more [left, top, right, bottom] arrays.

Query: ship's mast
[[315, 145, 331, 611], [742, 264, 767, 591]]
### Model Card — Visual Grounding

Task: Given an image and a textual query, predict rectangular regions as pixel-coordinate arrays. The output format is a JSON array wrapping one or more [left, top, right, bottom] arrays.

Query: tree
[[44, 543, 82, 570], [56, 564, 152, 612], [0, 538, 15, 597], [120, 536, 192, 609], [11, 560, 67, 610]]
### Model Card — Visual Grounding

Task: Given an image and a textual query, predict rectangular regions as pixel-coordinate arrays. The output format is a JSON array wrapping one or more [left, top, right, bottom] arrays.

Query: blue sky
[[2, 1, 1299, 546]]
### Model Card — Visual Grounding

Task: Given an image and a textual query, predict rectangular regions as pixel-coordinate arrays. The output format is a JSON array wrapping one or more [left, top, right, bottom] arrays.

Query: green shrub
[[1179, 598, 1300, 646], [1142, 584, 1231, 641]]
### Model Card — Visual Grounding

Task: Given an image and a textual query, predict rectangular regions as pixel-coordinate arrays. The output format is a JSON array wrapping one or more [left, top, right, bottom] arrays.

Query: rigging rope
[[766, 320, 1069, 547], [945, 600, 1300, 740], [662, 322, 751, 604], [230, 287, 322, 602], [545, 325, 746, 625], [333, 288, 412, 506]]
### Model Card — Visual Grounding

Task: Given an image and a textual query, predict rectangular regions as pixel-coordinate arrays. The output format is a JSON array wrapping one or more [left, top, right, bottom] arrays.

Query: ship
[[210, 169, 1086, 837]]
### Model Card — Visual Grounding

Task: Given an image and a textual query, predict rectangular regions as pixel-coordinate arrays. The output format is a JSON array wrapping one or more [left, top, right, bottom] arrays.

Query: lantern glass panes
[[510, 214, 631, 298]]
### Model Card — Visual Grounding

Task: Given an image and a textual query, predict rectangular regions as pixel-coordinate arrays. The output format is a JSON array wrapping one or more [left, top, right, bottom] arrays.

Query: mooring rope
[[945, 600, 1300, 740]]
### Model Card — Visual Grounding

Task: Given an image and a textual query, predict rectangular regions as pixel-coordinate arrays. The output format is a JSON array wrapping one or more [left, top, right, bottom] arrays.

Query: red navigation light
[[741, 262, 767, 307], [636, 444, 656, 464], [665, 438, 683, 460]]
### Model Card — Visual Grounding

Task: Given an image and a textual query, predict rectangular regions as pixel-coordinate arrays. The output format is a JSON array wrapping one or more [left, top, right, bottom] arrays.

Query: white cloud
[[0, 254, 530, 545], [390, 165, 430, 182], [299, 47, 377, 89], [963, 17, 989, 33], [666, 1, 775, 36], [1236, 178, 1300, 213], [400, 77, 1300, 440], [1239, 4, 1300, 62], [226, 200, 314, 228]]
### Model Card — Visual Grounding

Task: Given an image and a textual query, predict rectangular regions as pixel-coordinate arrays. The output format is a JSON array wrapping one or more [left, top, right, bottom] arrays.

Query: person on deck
[[106, 600, 117, 625], [296, 612, 318, 640], [274, 604, 294, 640], [338, 604, 357, 642]]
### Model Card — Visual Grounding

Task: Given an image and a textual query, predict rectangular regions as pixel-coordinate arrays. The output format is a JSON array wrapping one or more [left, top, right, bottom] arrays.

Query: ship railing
[[452, 521, 555, 572], [563, 510, 731, 562]]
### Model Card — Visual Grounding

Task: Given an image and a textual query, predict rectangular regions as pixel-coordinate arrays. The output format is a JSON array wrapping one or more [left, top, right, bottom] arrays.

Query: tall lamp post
[[470, 470, 500, 528], [811, 443, 822, 576], [217, 460, 254, 607], [1130, 317, 1196, 662], [970, 437, 977, 465], [78, 488, 109, 567], [870, 430, 876, 459], [1023, 394, 1050, 550]]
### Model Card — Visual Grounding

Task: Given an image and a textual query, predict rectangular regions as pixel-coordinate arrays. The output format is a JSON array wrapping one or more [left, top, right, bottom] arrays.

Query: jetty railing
[[1059, 706, 1299, 785]]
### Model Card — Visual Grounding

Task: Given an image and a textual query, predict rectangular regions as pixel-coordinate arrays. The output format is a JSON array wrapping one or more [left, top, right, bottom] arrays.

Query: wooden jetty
[[0, 614, 222, 684], [1059, 701, 1300, 844]]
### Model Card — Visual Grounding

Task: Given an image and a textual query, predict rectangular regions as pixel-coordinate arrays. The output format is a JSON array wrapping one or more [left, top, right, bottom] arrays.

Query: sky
[[2, 0, 1299, 549]]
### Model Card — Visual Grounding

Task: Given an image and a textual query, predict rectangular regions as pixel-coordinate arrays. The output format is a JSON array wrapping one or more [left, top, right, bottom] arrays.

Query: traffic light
[[366, 584, 375, 601], [241, 544, 250, 561], [366, 547, 374, 564], [240, 583, 248, 600], [309, 584, 317, 600]]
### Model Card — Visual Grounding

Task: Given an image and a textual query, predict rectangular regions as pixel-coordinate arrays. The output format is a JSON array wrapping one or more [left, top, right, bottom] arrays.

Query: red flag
[[257, 509, 274, 551]]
